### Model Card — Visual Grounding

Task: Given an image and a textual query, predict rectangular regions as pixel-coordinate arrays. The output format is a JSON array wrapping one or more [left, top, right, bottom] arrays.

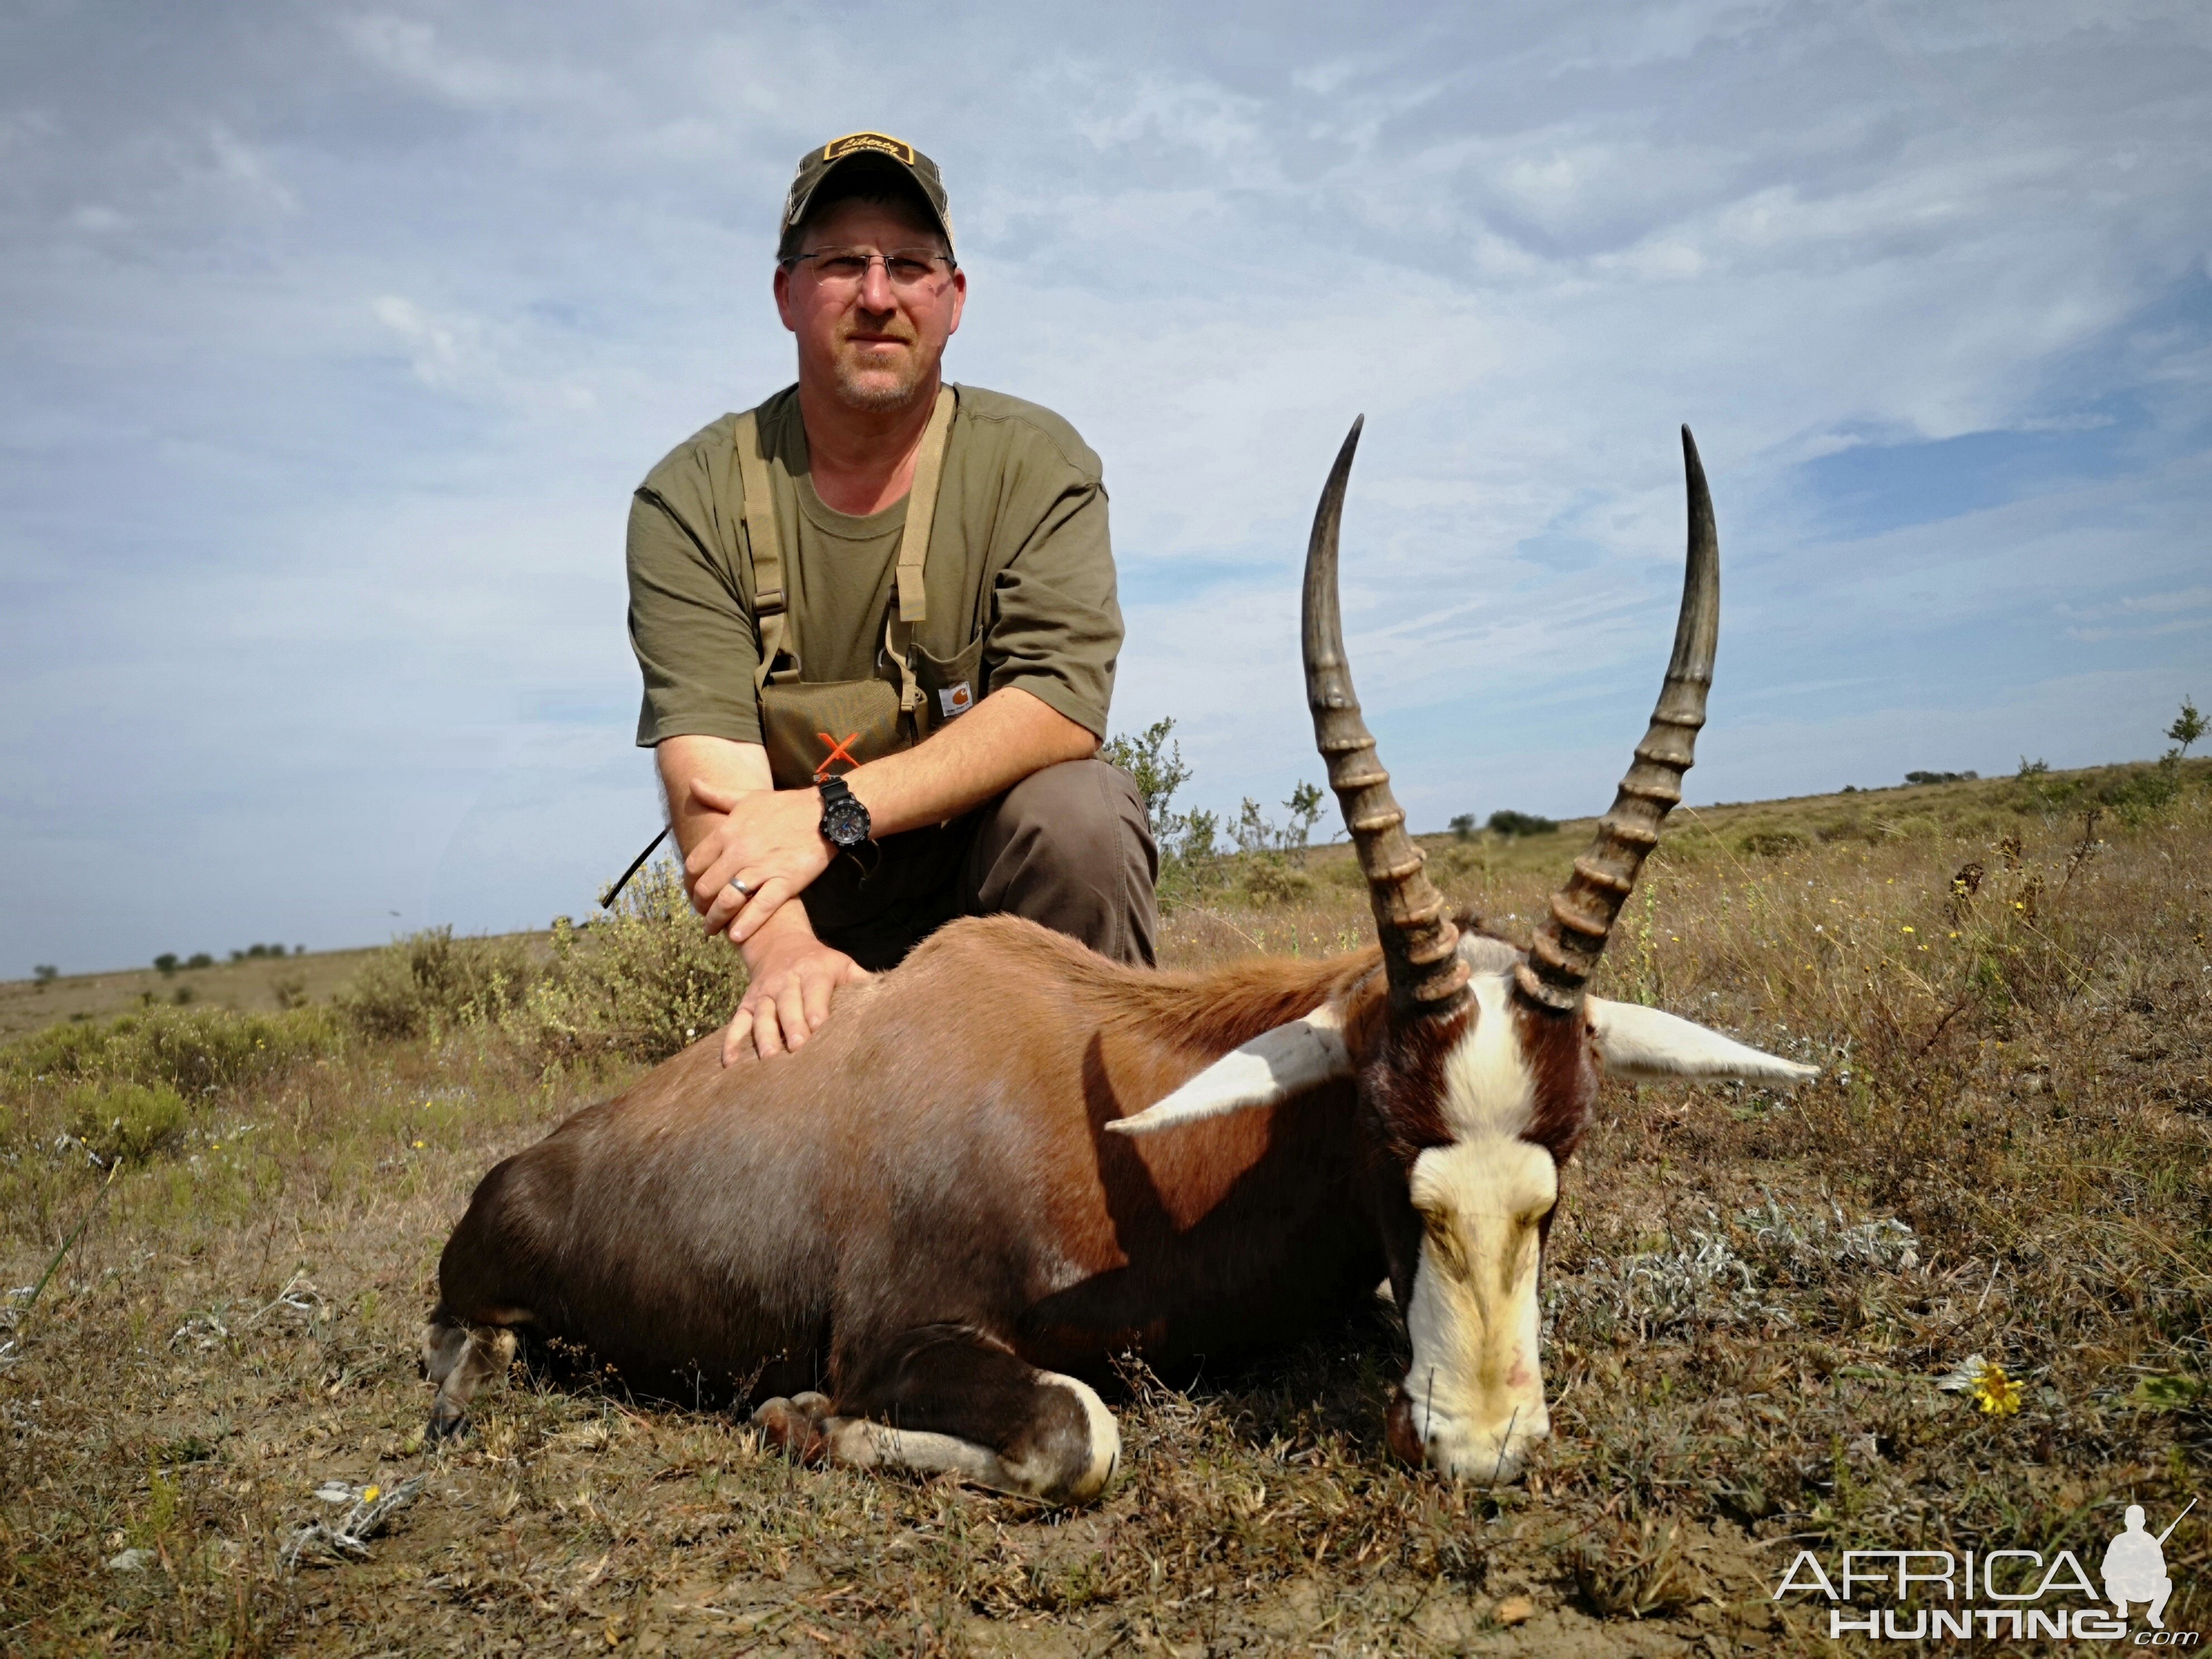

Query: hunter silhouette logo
[[1773, 1497, 2198, 1642], [2106, 1501, 2192, 1631]]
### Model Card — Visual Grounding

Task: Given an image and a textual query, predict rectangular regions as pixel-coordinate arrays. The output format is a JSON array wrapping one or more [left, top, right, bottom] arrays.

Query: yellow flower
[[362, 1485, 380, 1503], [1901, 925, 1915, 934], [412, 1140, 425, 1149], [1971, 1361, 2023, 1417]]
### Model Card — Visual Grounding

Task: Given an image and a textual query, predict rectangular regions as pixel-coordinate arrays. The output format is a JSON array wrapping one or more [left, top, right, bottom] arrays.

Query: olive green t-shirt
[[627, 384, 1122, 748]]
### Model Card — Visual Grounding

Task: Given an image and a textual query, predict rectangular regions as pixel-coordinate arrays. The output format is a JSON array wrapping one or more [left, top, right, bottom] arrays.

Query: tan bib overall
[[734, 386, 986, 937]]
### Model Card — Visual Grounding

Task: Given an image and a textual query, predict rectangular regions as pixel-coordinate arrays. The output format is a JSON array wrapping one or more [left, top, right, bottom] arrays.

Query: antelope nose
[[1385, 1389, 1424, 1464], [1385, 1388, 1548, 1484]]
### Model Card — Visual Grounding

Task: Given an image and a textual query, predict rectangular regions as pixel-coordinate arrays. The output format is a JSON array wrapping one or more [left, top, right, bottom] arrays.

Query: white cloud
[[337, 12, 596, 108], [2, 0, 2208, 969]]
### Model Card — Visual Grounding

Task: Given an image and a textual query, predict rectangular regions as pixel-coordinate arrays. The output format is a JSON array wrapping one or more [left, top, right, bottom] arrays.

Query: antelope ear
[[1587, 997, 1819, 1085], [1107, 1005, 1352, 1137]]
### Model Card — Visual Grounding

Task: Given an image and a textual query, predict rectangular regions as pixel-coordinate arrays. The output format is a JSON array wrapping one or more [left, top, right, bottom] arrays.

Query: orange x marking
[[814, 730, 861, 782]]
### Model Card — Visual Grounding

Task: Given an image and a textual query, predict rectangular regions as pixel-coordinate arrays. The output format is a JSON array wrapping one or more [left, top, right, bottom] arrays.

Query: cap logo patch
[[823, 132, 915, 166]]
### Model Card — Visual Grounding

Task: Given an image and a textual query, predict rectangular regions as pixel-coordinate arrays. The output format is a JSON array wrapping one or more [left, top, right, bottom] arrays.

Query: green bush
[[501, 862, 745, 1065], [1487, 809, 1558, 838], [0, 1004, 341, 1092], [67, 1081, 191, 1163], [1237, 857, 1315, 908], [337, 926, 537, 1041], [1739, 828, 1806, 858]]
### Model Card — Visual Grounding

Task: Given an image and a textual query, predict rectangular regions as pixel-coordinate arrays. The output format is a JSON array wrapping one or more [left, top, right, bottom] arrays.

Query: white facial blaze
[[1398, 968, 1557, 1483], [1439, 969, 1536, 1139], [1403, 1137, 1556, 1484]]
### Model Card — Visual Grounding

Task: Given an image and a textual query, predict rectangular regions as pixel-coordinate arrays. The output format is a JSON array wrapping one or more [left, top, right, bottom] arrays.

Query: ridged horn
[[1304, 418, 1469, 1019], [1517, 425, 1720, 1013]]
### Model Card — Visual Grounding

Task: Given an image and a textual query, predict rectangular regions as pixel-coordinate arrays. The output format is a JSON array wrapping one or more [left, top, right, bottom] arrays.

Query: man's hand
[[722, 917, 871, 1064], [685, 777, 836, 943]]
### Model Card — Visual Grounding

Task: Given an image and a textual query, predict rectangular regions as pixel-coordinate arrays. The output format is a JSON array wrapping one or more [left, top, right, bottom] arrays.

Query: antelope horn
[[1517, 425, 1720, 1013], [1304, 418, 1469, 1018]]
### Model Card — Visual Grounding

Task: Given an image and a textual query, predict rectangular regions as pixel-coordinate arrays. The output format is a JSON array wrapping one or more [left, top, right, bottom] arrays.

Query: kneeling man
[[626, 133, 1156, 1061]]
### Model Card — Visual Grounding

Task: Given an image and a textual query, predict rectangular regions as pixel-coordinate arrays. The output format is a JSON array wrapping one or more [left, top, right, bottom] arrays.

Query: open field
[[0, 943, 544, 1043], [3, 759, 2210, 1654]]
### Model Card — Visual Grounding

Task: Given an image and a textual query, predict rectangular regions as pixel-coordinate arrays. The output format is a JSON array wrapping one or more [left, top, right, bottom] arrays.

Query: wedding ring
[[727, 877, 751, 898]]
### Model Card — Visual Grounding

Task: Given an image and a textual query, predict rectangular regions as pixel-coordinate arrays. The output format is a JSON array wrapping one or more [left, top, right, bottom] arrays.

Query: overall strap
[[734, 408, 796, 691], [884, 384, 958, 714]]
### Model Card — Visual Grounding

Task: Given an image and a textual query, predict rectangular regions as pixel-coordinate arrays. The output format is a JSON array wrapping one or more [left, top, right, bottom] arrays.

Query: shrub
[[337, 926, 537, 1042], [1487, 809, 1558, 838], [66, 1080, 191, 1163], [184, 953, 213, 970], [1904, 769, 1977, 785], [500, 861, 744, 1065], [1448, 813, 1477, 841], [1, 1003, 341, 1092], [1738, 828, 1805, 858], [1102, 717, 1194, 841], [1238, 858, 1315, 908], [33, 964, 59, 986], [2169, 695, 2204, 758], [153, 953, 180, 976]]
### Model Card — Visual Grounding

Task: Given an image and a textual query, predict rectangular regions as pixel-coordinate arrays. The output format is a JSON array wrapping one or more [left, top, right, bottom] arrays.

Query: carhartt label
[[938, 682, 973, 719]]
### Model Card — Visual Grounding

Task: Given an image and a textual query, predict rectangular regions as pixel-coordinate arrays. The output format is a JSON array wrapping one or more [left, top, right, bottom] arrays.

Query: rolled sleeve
[[626, 484, 763, 746], [984, 479, 1122, 739]]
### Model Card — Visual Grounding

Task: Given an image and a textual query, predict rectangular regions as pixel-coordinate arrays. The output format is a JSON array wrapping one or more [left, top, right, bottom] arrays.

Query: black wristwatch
[[817, 776, 873, 851]]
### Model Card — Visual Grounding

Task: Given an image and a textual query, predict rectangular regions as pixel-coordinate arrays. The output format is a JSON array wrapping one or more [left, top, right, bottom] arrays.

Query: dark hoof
[[426, 1405, 471, 1443], [751, 1396, 830, 1464]]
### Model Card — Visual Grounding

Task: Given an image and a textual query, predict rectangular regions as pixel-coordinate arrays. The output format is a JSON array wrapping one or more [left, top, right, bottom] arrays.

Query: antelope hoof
[[751, 1395, 831, 1463], [426, 1402, 472, 1443]]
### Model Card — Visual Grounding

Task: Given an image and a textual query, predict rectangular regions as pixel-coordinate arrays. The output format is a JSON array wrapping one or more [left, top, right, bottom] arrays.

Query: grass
[[2, 759, 2209, 1653]]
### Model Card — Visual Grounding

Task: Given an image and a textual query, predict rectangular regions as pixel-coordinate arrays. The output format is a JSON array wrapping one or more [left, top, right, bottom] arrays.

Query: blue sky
[[3, 0, 2208, 973]]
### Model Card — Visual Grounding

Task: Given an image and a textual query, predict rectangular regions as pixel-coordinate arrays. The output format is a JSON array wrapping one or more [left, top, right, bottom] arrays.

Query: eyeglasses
[[780, 248, 957, 296]]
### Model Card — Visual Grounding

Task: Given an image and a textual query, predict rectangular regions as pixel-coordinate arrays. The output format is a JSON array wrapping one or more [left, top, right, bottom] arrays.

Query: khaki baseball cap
[[780, 131, 955, 255]]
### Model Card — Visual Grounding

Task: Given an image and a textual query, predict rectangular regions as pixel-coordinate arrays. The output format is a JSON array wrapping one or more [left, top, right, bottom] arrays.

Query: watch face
[[823, 797, 870, 847]]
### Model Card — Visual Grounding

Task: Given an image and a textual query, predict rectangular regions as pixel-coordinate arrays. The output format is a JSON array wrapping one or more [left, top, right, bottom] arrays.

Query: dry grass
[[4, 764, 2210, 1655], [0, 948, 391, 1041]]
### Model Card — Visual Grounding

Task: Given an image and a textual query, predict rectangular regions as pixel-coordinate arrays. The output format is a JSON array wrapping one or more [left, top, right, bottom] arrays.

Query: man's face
[[774, 197, 966, 414]]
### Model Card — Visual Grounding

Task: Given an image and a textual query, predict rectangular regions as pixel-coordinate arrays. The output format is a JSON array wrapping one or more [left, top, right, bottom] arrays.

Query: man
[[2102, 1504, 2175, 1629], [627, 132, 1157, 1064]]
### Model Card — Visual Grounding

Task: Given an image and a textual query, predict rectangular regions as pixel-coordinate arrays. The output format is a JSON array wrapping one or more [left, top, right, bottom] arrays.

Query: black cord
[[600, 826, 670, 909]]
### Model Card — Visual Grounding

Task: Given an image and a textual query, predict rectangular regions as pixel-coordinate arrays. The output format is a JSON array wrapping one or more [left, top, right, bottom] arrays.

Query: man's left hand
[[686, 777, 837, 943]]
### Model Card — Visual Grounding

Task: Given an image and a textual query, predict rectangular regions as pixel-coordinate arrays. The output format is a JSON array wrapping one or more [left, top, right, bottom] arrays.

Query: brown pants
[[801, 759, 1159, 972]]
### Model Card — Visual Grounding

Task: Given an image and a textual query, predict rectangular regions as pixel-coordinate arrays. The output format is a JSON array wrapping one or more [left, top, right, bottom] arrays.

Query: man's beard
[[830, 333, 937, 413]]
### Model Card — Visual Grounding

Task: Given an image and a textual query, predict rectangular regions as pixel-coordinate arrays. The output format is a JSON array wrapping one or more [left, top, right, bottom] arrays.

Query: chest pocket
[[736, 387, 982, 790]]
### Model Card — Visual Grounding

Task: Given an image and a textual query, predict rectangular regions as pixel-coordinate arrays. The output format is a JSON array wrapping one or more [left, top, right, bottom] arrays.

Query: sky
[[2, 0, 2208, 974]]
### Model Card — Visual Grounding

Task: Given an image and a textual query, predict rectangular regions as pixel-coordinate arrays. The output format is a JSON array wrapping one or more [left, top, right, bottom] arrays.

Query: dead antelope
[[425, 420, 1815, 1503]]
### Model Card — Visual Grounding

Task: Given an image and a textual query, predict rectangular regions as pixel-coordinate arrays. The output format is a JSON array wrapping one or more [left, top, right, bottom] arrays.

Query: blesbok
[[425, 420, 1816, 1504]]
